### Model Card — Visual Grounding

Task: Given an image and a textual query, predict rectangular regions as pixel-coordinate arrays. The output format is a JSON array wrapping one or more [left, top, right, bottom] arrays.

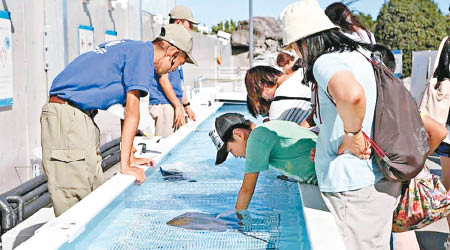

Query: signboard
[[105, 30, 117, 42], [392, 50, 403, 78], [0, 10, 13, 108], [410, 51, 437, 102], [78, 25, 94, 55]]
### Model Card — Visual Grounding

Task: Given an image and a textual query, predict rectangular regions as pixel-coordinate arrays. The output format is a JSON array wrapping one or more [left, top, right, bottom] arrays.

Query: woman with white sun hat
[[280, 0, 401, 249]]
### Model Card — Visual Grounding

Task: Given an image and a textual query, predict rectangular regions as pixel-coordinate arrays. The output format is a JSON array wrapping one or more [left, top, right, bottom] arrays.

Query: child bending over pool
[[209, 113, 317, 210]]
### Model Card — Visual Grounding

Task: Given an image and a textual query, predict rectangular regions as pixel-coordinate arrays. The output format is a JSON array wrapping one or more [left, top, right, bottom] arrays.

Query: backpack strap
[[356, 49, 378, 66], [273, 96, 311, 102]]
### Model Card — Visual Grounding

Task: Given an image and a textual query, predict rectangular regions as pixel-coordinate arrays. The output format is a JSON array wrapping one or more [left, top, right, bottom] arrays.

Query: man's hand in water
[[121, 166, 146, 184]]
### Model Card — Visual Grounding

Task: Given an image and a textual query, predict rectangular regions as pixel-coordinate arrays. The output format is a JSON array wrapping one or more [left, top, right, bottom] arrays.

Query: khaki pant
[[322, 179, 401, 250], [149, 104, 176, 138], [40, 102, 103, 216]]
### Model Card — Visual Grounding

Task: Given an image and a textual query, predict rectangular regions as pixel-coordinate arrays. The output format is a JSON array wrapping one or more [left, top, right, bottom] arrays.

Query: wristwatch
[[183, 102, 190, 107], [344, 128, 362, 136]]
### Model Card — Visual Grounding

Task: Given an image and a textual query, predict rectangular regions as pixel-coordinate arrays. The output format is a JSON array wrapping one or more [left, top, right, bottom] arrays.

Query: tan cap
[[169, 5, 199, 25], [157, 24, 198, 66], [280, 0, 339, 47]]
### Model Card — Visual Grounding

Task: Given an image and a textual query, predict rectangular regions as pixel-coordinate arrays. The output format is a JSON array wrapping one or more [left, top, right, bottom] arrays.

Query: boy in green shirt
[[209, 113, 317, 210]]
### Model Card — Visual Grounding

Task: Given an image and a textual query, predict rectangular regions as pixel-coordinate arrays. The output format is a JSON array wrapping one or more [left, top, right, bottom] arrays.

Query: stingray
[[166, 212, 272, 244], [166, 212, 240, 232], [159, 167, 196, 182]]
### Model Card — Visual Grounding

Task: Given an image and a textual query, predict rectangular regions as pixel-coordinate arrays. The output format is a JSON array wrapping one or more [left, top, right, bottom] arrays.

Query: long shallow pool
[[60, 104, 311, 250]]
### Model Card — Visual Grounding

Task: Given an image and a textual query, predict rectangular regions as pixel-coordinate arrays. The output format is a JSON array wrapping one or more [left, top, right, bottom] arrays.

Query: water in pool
[[61, 104, 311, 250]]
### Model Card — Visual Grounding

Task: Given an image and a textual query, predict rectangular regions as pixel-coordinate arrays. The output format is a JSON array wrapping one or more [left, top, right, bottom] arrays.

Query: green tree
[[210, 21, 223, 34], [375, 0, 447, 77], [447, 14, 450, 34], [230, 19, 237, 32], [224, 20, 230, 33], [210, 19, 238, 34]]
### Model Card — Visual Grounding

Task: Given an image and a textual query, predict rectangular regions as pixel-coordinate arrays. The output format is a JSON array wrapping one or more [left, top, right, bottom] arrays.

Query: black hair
[[169, 18, 176, 24], [325, 2, 374, 44], [291, 58, 304, 72], [434, 38, 450, 82], [297, 29, 371, 84]]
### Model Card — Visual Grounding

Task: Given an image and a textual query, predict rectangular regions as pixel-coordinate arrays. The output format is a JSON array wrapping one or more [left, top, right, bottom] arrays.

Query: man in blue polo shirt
[[41, 24, 197, 216], [149, 6, 198, 138]]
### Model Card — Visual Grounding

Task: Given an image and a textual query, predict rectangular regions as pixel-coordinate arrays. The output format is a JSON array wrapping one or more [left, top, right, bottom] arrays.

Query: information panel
[[105, 30, 117, 42], [392, 50, 403, 78], [78, 25, 94, 55], [0, 10, 13, 108]]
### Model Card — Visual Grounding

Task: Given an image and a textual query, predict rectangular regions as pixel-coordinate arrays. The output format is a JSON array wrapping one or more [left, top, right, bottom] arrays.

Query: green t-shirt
[[245, 120, 317, 184]]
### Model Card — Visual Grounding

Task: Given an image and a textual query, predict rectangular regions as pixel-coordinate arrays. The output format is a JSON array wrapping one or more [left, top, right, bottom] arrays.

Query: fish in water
[[166, 212, 240, 232], [159, 167, 196, 182], [167, 212, 272, 244]]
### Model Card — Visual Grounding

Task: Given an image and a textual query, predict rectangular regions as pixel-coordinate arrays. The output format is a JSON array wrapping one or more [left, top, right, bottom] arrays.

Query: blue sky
[[174, 0, 449, 27]]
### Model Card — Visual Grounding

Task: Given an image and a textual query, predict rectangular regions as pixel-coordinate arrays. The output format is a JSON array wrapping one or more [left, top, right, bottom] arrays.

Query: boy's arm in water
[[235, 172, 260, 210]]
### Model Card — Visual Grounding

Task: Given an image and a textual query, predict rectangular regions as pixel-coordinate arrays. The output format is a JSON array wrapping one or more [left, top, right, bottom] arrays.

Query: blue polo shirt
[[49, 39, 154, 111], [149, 67, 184, 105]]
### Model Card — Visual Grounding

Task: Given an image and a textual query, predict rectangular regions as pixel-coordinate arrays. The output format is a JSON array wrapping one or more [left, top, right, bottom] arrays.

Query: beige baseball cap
[[169, 5, 199, 25], [157, 24, 198, 66], [280, 0, 339, 47]]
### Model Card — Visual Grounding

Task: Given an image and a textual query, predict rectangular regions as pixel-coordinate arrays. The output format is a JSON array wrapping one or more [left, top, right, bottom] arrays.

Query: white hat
[[280, 0, 339, 47]]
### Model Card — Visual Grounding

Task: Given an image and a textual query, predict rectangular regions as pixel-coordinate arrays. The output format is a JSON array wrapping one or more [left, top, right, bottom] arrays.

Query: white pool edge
[[297, 183, 346, 250], [15, 102, 223, 250]]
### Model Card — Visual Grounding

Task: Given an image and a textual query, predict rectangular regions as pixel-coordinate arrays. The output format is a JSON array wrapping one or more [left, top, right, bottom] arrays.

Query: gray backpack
[[313, 49, 429, 182], [358, 50, 429, 182]]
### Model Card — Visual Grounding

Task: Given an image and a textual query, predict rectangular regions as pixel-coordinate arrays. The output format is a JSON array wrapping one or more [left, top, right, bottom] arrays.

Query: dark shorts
[[436, 142, 450, 158]]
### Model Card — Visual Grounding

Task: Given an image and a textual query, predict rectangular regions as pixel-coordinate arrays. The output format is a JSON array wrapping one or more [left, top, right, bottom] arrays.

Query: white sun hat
[[280, 0, 339, 47]]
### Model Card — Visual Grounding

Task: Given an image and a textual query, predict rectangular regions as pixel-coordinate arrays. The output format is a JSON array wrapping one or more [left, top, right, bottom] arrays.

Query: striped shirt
[[269, 70, 312, 124]]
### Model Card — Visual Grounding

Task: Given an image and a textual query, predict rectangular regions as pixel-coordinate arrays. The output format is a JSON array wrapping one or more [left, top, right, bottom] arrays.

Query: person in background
[[281, 1, 400, 249], [149, 5, 198, 138], [325, 2, 375, 44], [41, 24, 197, 216], [276, 50, 298, 75], [420, 37, 450, 249], [245, 66, 312, 125], [209, 113, 317, 210]]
